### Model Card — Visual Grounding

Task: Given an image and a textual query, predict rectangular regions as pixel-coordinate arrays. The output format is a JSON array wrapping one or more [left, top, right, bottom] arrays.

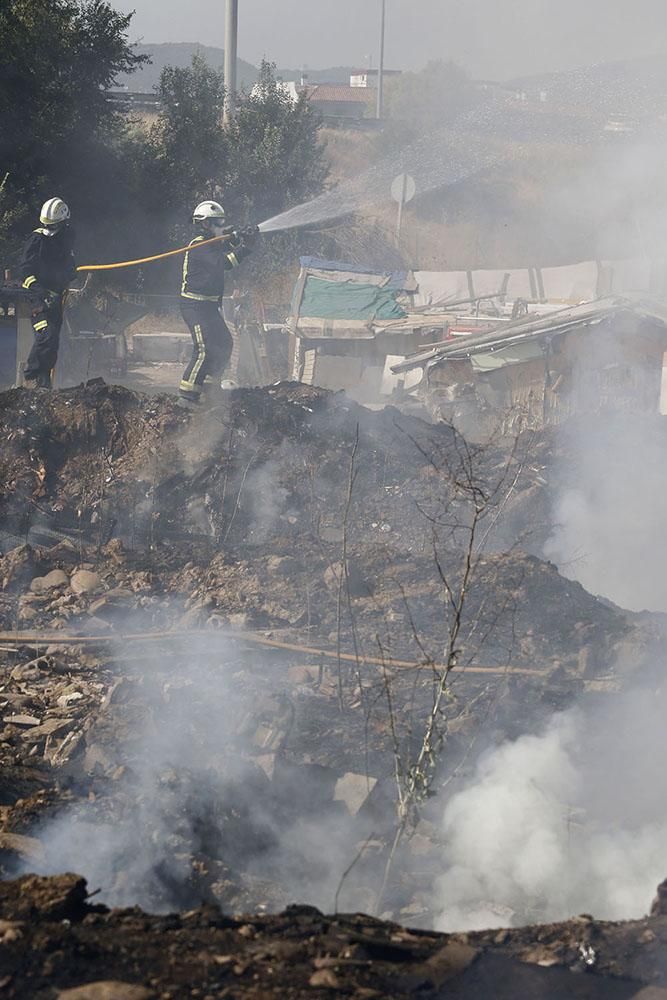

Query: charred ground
[[0, 381, 665, 997]]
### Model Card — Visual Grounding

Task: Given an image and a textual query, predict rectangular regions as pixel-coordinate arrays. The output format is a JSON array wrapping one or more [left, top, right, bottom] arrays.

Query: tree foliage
[[0, 5, 328, 293], [0, 0, 146, 261], [142, 57, 329, 291], [150, 55, 227, 213], [148, 58, 328, 229], [225, 61, 329, 223]]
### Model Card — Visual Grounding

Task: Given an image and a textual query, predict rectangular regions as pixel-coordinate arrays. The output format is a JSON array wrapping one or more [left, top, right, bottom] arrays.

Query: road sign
[[391, 173, 416, 245], [391, 173, 416, 205]]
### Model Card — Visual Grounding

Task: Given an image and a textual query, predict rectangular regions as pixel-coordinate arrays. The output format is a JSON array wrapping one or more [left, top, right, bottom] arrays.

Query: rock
[[2, 714, 40, 727], [10, 663, 42, 682], [0, 544, 37, 592], [45, 539, 79, 564], [30, 569, 69, 594], [57, 984, 154, 1000], [0, 832, 45, 863], [406, 941, 479, 989], [1, 873, 88, 921], [521, 945, 561, 967], [287, 664, 319, 685], [84, 742, 118, 776], [89, 597, 109, 615], [651, 878, 667, 916], [255, 753, 276, 780], [70, 570, 103, 596], [0, 920, 23, 944], [632, 991, 667, 1000], [309, 969, 340, 989], [25, 718, 73, 740], [56, 690, 84, 708], [334, 772, 378, 816], [323, 560, 372, 598]]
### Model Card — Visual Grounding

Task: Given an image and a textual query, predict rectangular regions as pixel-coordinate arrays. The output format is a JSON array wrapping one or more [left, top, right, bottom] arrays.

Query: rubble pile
[[0, 872, 666, 998], [0, 382, 664, 992], [0, 382, 646, 673]]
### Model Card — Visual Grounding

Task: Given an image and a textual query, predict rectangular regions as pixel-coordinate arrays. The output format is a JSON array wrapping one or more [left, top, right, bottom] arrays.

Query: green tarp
[[299, 276, 407, 321]]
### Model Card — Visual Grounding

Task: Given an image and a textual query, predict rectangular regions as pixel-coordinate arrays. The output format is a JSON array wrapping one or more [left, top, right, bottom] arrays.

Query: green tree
[[0, 0, 146, 264], [225, 60, 329, 224], [149, 55, 227, 214], [147, 57, 328, 228], [141, 57, 329, 293]]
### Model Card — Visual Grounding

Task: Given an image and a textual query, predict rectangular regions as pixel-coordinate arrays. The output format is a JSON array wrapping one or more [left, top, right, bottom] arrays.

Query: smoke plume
[[434, 684, 667, 931]]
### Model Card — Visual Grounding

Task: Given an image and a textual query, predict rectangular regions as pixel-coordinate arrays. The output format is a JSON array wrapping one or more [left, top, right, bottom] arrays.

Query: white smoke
[[29, 631, 371, 915], [435, 691, 667, 931], [544, 413, 667, 613]]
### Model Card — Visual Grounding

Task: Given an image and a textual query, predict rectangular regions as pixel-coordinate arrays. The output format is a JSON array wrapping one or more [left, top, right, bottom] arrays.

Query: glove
[[240, 224, 260, 244], [227, 229, 243, 250], [228, 224, 259, 249], [44, 291, 61, 309]]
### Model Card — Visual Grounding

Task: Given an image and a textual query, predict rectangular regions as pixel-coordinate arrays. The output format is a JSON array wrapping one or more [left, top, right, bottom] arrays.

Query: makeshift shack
[[286, 257, 666, 405], [391, 297, 667, 440], [286, 258, 515, 402]]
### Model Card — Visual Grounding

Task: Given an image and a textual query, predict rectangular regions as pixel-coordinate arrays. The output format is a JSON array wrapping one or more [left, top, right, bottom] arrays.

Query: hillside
[[114, 42, 258, 91], [115, 43, 355, 93]]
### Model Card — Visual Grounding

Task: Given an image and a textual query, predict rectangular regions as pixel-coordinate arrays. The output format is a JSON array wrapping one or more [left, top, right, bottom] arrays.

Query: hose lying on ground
[[0, 628, 544, 676]]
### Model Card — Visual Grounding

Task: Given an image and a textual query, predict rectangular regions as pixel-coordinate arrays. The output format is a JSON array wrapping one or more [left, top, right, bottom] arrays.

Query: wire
[[76, 233, 233, 273]]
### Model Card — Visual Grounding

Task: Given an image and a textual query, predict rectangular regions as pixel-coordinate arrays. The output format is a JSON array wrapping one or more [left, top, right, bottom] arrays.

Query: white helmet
[[40, 197, 70, 227], [193, 200, 226, 225]]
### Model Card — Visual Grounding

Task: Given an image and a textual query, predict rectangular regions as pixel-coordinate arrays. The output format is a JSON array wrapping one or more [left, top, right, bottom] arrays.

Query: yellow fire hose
[[0, 627, 544, 677], [76, 233, 232, 273]]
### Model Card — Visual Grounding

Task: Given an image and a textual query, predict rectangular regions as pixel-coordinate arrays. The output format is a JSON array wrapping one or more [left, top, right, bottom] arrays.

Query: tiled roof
[[305, 85, 375, 104]]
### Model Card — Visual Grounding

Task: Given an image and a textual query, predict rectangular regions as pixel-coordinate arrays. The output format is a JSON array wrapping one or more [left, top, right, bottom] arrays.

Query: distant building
[[349, 68, 402, 89], [106, 90, 162, 117], [269, 80, 376, 120], [306, 84, 375, 119]]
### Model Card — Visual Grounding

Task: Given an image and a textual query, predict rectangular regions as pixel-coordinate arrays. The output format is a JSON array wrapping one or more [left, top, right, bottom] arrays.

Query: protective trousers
[[24, 294, 64, 387], [179, 299, 233, 400]]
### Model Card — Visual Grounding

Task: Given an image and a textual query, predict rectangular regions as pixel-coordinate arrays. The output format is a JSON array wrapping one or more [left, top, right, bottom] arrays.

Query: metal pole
[[223, 0, 238, 127], [396, 172, 406, 246], [376, 0, 385, 120]]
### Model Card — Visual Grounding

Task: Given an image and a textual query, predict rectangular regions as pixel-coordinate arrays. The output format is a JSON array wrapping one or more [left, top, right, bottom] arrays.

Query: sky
[[116, 0, 667, 80]]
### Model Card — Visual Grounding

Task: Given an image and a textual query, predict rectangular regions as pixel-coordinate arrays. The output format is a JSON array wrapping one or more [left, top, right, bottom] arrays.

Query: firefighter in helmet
[[20, 197, 77, 388], [179, 200, 256, 404]]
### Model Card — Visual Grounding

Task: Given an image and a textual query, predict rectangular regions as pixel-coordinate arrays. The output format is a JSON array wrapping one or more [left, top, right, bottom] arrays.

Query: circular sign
[[391, 172, 416, 205]]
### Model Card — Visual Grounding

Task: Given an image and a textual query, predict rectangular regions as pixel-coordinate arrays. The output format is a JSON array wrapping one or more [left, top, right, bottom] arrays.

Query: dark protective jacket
[[20, 226, 77, 296], [181, 231, 251, 302]]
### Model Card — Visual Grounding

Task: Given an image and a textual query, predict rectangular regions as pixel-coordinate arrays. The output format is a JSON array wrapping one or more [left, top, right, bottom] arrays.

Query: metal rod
[[376, 0, 386, 119], [396, 172, 406, 245], [223, 0, 239, 127]]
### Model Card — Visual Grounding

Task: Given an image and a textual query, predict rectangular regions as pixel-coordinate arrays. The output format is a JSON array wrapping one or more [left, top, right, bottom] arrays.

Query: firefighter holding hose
[[20, 197, 77, 389], [178, 200, 258, 406]]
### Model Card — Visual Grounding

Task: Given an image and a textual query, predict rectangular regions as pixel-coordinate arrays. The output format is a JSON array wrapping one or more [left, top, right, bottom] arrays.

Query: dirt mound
[[0, 871, 662, 999]]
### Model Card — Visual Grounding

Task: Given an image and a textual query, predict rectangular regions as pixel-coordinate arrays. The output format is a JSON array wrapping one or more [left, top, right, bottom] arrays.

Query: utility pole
[[376, 0, 386, 120], [223, 0, 239, 127]]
